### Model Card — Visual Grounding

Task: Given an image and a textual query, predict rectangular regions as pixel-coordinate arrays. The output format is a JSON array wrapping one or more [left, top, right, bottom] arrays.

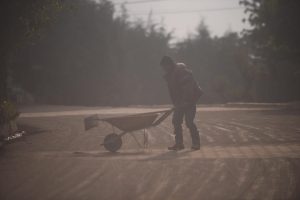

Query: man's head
[[160, 56, 176, 73]]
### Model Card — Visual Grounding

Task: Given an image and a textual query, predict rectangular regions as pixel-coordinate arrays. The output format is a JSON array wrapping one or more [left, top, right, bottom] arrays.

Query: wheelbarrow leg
[[144, 129, 149, 149], [128, 129, 149, 149]]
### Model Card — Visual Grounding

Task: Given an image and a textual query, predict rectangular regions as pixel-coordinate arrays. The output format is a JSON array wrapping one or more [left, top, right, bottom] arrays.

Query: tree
[[0, 0, 64, 102], [240, 0, 300, 61], [240, 0, 300, 101], [11, 0, 172, 105], [176, 20, 252, 103]]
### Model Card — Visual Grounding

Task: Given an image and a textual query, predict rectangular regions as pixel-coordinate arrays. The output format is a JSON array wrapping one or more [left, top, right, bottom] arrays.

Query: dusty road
[[1, 105, 300, 200]]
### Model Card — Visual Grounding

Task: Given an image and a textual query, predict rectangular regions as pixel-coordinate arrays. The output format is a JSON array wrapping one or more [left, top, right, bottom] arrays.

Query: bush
[[0, 101, 19, 125]]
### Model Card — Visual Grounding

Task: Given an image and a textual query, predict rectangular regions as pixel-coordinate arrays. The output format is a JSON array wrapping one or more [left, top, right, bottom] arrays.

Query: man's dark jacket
[[164, 63, 202, 107]]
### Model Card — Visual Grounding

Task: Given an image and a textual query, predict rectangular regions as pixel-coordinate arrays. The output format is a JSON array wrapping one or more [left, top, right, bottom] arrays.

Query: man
[[160, 56, 202, 150]]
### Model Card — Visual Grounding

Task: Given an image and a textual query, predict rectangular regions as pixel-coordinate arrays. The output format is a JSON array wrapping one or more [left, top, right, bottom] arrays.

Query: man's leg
[[169, 107, 184, 150], [185, 105, 200, 149]]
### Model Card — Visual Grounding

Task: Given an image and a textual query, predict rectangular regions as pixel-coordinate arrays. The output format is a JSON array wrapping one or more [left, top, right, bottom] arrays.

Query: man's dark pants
[[172, 104, 200, 146]]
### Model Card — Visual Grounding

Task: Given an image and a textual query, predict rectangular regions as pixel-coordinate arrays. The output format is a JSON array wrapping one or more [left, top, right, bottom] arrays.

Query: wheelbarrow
[[84, 109, 174, 152]]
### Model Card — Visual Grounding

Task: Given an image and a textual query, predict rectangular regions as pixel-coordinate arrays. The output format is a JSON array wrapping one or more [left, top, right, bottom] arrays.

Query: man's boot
[[191, 144, 200, 150], [191, 131, 200, 150], [168, 143, 185, 151], [169, 125, 184, 151]]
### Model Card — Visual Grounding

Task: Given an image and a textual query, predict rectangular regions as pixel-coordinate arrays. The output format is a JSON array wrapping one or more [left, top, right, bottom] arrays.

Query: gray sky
[[110, 0, 250, 41]]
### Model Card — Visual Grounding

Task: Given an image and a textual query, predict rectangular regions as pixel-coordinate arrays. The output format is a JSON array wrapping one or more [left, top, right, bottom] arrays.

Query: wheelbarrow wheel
[[103, 133, 122, 152]]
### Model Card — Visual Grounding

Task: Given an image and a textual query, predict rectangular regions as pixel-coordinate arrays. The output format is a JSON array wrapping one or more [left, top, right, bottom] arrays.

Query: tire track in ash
[[5, 143, 300, 160]]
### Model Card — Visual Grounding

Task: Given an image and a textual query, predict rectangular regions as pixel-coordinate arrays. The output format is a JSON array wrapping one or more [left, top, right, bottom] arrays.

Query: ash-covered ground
[[1, 105, 300, 200]]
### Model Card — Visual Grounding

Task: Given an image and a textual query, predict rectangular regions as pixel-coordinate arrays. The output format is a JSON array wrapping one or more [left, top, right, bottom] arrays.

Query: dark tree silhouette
[[5, 0, 299, 105], [240, 0, 300, 101], [0, 0, 64, 102]]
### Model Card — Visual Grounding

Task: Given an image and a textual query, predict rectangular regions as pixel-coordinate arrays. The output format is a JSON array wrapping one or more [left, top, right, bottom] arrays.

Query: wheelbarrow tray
[[84, 109, 173, 132], [102, 113, 158, 132]]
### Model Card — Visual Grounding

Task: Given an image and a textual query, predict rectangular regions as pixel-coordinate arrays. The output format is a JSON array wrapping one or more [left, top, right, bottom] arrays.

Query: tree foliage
[[176, 22, 253, 103], [0, 0, 64, 102], [240, 0, 300, 61], [4, 0, 300, 105], [240, 0, 300, 101], [12, 0, 171, 105]]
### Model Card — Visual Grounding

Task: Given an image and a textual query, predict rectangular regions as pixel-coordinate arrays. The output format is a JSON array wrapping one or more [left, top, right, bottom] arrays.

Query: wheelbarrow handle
[[151, 108, 174, 126]]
